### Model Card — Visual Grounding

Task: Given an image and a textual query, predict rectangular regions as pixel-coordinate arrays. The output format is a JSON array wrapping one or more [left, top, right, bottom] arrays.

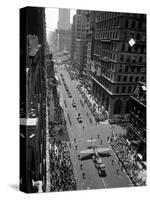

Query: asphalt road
[[55, 63, 133, 190]]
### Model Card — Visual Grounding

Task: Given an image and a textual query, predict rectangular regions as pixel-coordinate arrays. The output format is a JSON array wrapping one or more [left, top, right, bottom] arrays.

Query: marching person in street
[[117, 169, 119, 175], [75, 144, 78, 150], [80, 164, 83, 170], [69, 142, 71, 148], [100, 139, 103, 145], [82, 172, 85, 179], [112, 159, 114, 165], [78, 154, 80, 160]]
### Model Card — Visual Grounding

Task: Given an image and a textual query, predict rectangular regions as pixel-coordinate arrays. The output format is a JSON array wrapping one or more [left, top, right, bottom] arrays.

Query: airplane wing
[[79, 149, 94, 155], [96, 147, 110, 154]]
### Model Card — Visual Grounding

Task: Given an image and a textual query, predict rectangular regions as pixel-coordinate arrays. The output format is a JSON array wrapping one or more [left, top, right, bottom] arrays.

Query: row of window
[[124, 19, 146, 31], [96, 12, 121, 22], [94, 42, 118, 51], [123, 31, 146, 41], [95, 31, 119, 40], [118, 65, 145, 73], [96, 18, 120, 30], [117, 75, 145, 82], [121, 43, 146, 54], [115, 85, 135, 93], [120, 54, 145, 64], [94, 49, 117, 61]]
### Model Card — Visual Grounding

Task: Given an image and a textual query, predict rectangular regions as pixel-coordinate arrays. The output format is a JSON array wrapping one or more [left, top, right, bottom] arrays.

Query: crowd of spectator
[[49, 138, 76, 191], [77, 85, 107, 123], [110, 135, 146, 186], [52, 89, 65, 125]]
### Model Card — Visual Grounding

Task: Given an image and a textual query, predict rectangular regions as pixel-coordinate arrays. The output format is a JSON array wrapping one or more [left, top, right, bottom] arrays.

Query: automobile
[[72, 102, 76, 108], [95, 158, 103, 169], [97, 164, 106, 177], [78, 118, 83, 123], [68, 93, 72, 98]]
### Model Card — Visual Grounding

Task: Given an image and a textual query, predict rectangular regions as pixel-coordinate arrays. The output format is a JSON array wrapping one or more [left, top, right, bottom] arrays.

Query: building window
[[128, 86, 131, 93], [120, 55, 124, 61], [125, 20, 128, 28], [135, 77, 139, 82], [131, 67, 134, 72], [131, 20, 136, 29], [123, 76, 127, 82], [139, 56, 143, 63], [124, 32, 127, 40], [130, 76, 133, 82], [116, 86, 119, 93], [125, 65, 129, 72], [126, 56, 130, 62], [132, 56, 136, 63], [122, 44, 125, 51], [117, 75, 121, 81], [122, 86, 126, 93], [136, 33, 140, 40]]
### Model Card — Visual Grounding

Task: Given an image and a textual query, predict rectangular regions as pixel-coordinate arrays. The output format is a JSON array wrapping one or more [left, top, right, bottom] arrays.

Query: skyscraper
[[57, 8, 71, 30], [56, 8, 71, 52]]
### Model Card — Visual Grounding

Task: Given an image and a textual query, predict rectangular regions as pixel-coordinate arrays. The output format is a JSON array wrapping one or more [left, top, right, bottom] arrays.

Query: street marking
[[86, 139, 97, 142], [101, 178, 107, 188]]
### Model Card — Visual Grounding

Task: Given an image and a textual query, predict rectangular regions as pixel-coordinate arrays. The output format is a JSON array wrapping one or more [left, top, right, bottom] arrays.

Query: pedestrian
[[78, 154, 80, 160], [69, 142, 71, 148], [117, 169, 119, 175], [112, 159, 114, 165], [82, 172, 85, 179], [100, 139, 103, 145], [107, 136, 109, 142], [97, 134, 100, 139], [75, 145, 78, 150], [83, 126, 85, 131], [74, 138, 76, 143], [80, 164, 83, 170], [121, 165, 123, 171]]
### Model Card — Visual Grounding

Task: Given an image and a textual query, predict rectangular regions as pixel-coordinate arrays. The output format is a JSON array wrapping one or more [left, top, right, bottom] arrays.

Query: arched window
[[114, 99, 122, 114]]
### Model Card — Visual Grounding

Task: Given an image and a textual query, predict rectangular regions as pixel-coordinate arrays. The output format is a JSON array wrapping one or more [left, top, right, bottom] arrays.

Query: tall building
[[57, 8, 71, 30], [84, 11, 96, 88], [71, 10, 87, 75], [20, 7, 46, 193], [127, 81, 146, 160], [90, 11, 146, 120], [56, 8, 71, 52]]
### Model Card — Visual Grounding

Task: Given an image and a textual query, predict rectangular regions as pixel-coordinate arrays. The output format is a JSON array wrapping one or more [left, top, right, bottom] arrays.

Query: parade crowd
[[49, 138, 76, 191], [76, 84, 108, 123], [110, 135, 146, 186]]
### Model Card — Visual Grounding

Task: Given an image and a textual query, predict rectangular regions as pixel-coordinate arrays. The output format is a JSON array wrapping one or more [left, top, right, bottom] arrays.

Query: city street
[[55, 63, 133, 190]]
